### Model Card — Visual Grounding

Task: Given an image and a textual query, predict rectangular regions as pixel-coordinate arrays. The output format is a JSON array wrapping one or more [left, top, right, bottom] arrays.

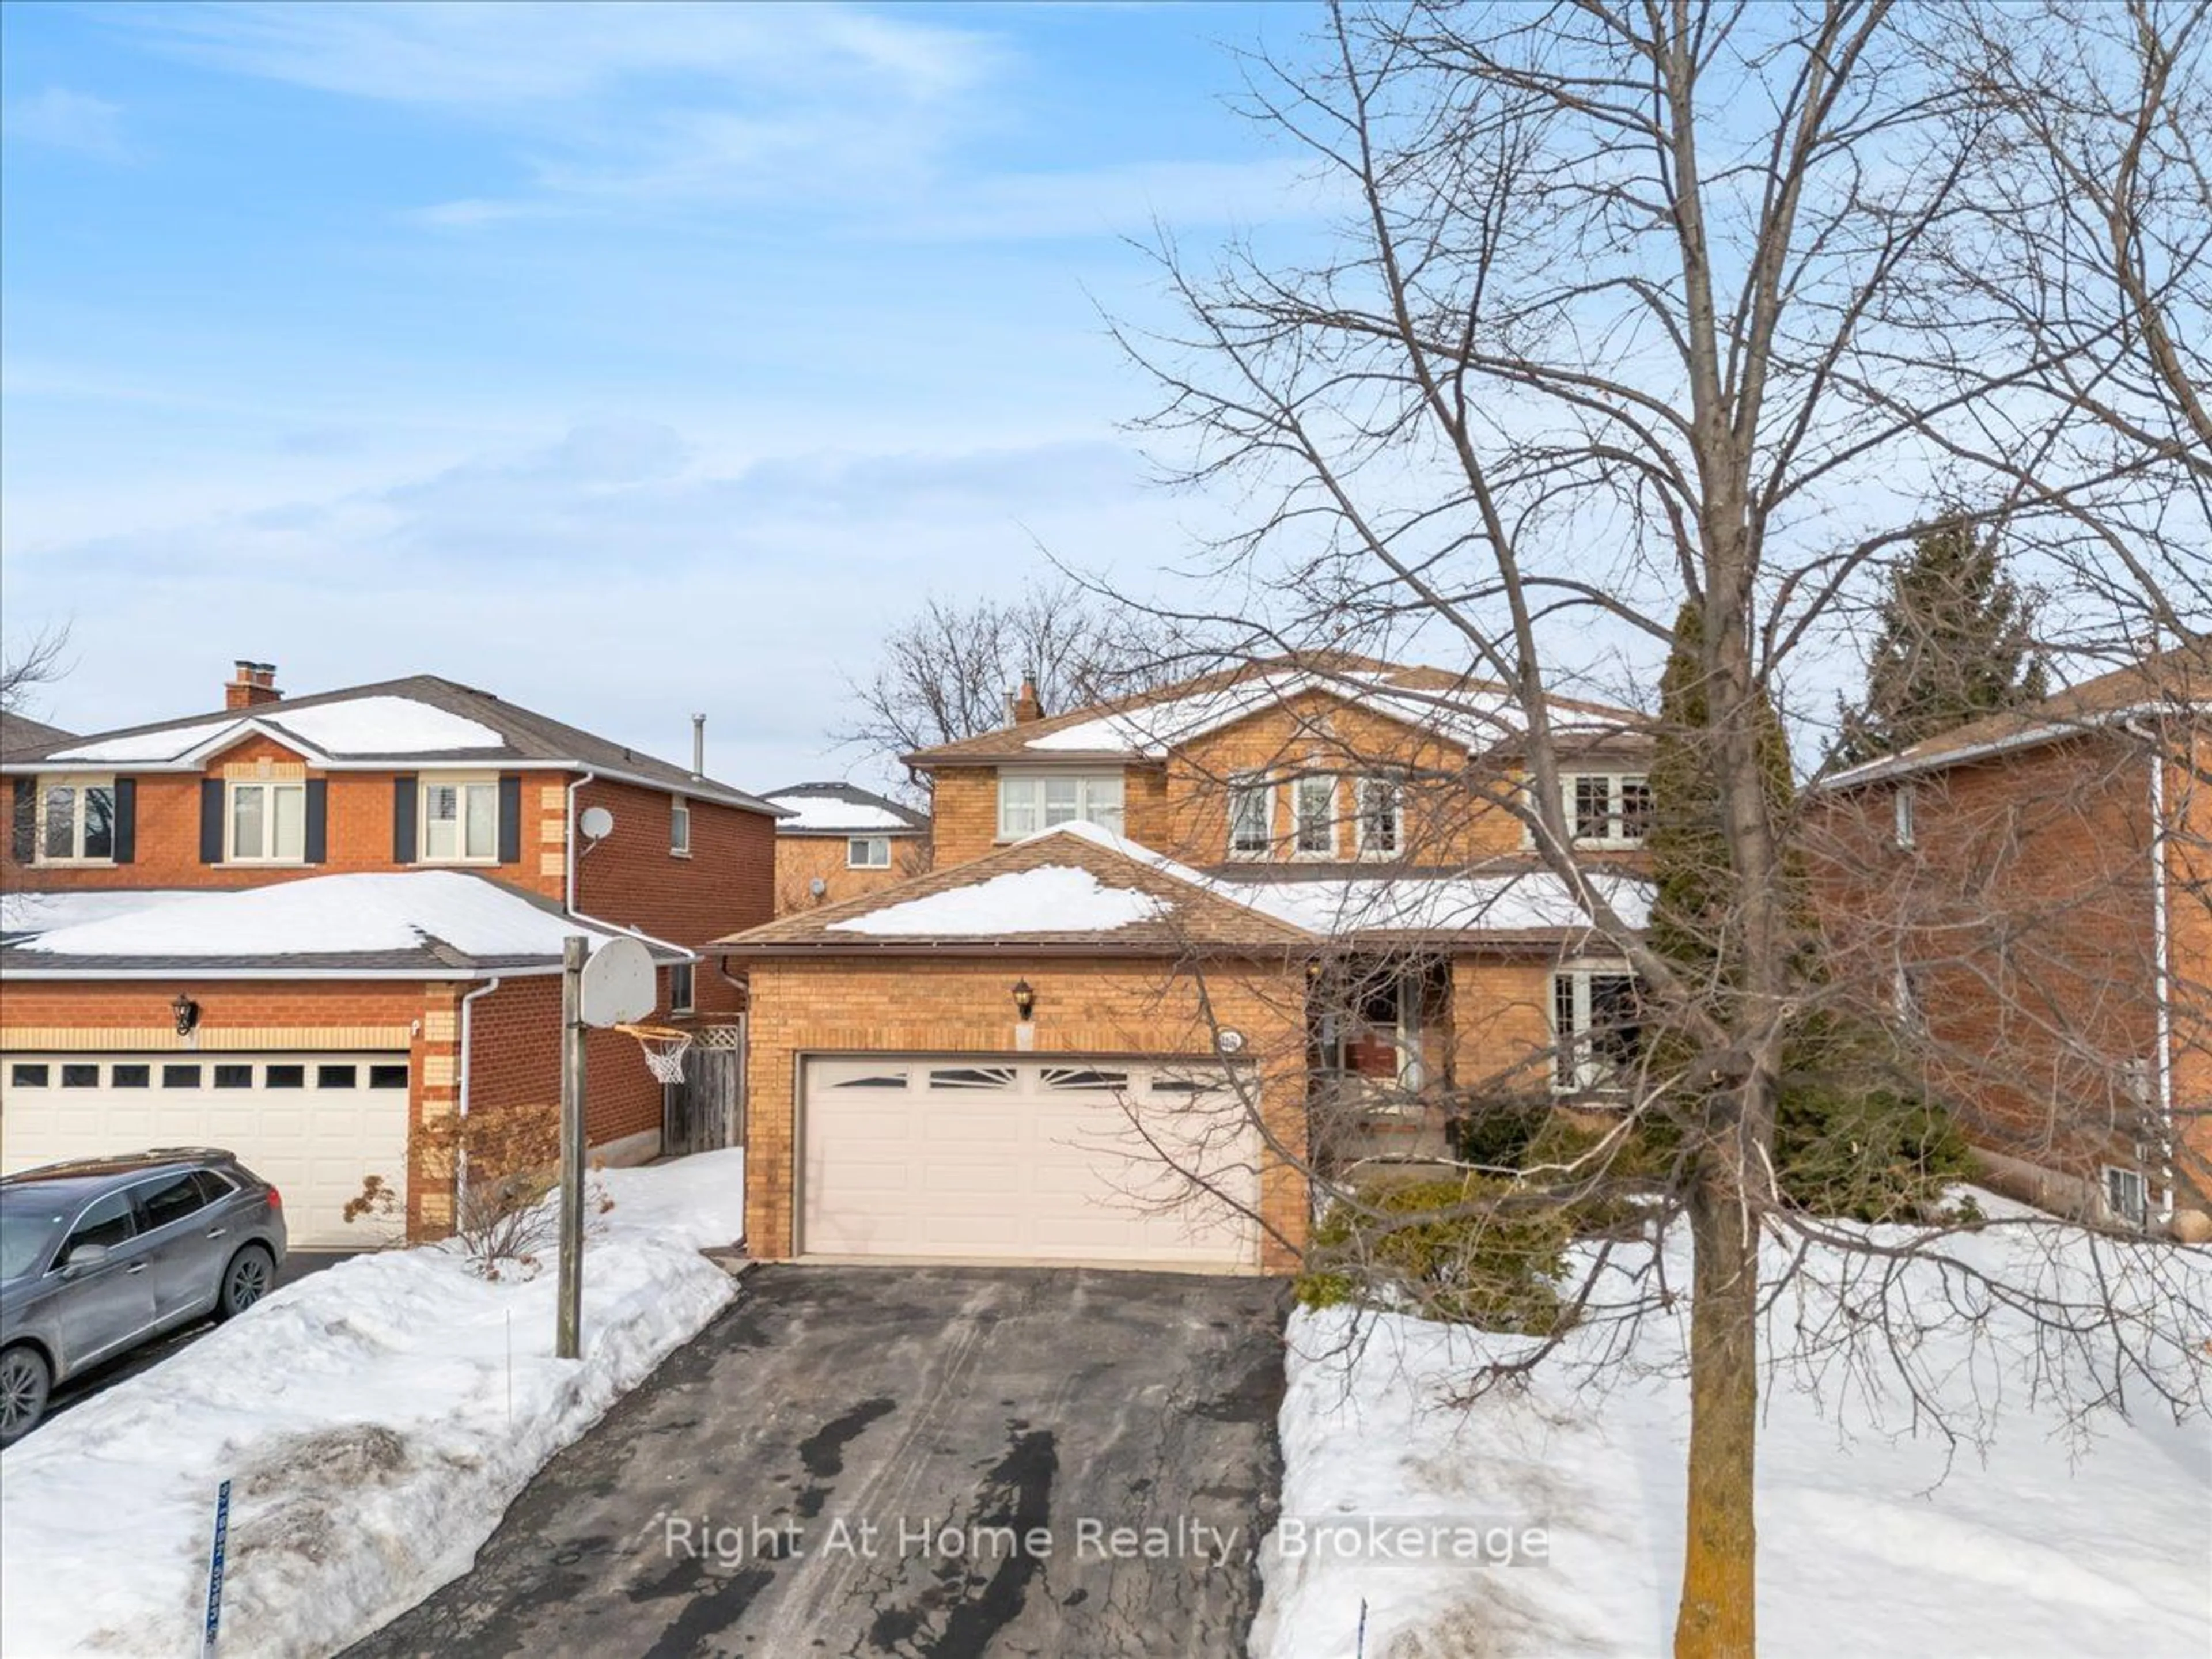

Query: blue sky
[[1, 2, 1320, 788]]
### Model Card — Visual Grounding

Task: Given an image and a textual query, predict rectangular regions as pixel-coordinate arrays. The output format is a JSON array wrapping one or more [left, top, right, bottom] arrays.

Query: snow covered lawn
[[0, 1149, 747, 1658], [1253, 1195, 2212, 1659]]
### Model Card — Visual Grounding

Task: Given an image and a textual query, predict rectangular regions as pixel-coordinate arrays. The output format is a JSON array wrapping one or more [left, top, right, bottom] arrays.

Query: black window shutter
[[199, 778, 225, 863], [304, 778, 328, 864], [9, 779, 33, 863], [112, 778, 137, 865], [393, 774, 417, 864], [497, 774, 522, 863]]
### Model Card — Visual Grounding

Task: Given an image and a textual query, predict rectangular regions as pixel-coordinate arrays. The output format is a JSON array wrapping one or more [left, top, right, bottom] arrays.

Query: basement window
[[2104, 1165, 2149, 1228]]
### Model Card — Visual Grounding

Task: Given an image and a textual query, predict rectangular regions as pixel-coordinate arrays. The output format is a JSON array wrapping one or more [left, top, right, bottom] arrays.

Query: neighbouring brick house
[[1811, 639, 2211, 1236], [760, 781, 930, 915], [717, 656, 1655, 1273], [1, 662, 782, 1244]]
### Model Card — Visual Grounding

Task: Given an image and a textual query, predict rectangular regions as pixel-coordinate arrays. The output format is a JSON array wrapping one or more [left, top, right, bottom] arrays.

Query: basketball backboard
[[578, 934, 656, 1027]]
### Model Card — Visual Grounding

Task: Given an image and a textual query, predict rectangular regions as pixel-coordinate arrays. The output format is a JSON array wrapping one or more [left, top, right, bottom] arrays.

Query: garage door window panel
[[113, 1064, 150, 1088], [929, 1066, 1018, 1090], [213, 1065, 253, 1089], [162, 1065, 203, 1088], [12, 1063, 50, 1088], [317, 1065, 358, 1088]]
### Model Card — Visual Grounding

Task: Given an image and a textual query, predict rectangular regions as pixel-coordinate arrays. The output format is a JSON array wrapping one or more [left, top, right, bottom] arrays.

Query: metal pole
[[556, 934, 587, 1360]]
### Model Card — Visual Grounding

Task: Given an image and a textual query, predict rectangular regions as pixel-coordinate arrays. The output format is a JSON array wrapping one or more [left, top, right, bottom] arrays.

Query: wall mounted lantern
[[171, 994, 201, 1037], [1011, 979, 1036, 1021]]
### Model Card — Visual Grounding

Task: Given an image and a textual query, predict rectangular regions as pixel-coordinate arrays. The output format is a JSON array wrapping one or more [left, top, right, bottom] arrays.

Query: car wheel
[[0, 1346, 51, 1444], [217, 1245, 275, 1320]]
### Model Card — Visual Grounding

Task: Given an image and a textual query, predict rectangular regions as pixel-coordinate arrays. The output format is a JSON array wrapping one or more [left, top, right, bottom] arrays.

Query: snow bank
[[829, 864, 1166, 935], [1253, 1200, 2212, 1659], [0, 1149, 747, 1658]]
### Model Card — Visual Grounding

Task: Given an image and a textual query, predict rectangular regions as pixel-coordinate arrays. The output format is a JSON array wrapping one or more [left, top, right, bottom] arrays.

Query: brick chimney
[[1012, 674, 1044, 725], [225, 661, 282, 710]]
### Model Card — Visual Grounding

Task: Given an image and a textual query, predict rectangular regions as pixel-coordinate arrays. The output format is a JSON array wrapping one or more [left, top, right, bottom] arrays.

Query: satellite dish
[[578, 934, 656, 1027], [809, 877, 828, 898], [579, 805, 615, 841]]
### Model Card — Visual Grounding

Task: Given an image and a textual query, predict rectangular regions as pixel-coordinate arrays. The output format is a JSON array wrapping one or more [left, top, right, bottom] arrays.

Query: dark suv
[[1, 1149, 287, 1442]]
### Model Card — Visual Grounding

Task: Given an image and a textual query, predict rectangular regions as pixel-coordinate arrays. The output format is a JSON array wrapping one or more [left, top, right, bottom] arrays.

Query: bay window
[[38, 776, 116, 862], [229, 781, 306, 863], [1552, 968, 1642, 1092], [997, 772, 1124, 838], [422, 778, 499, 862]]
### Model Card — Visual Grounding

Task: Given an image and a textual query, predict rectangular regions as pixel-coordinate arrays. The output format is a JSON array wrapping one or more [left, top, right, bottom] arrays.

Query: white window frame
[[226, 779, 308, 865], [34, 773, 118, 865], [1564, 773, 1650, 848], [1355, 774, 1404, 861], [1893, 782, 1917, 849], [1551, 965, 1641, 1093], [847, 835, 891, 869], [419, 775, 500, 865], [996, 772, 1124, 839], [1291, 773, 1337, 859], [670, 796, 691, 857], [2103, 1164, 2148, 1228], [668, 961, 696, 1016], [1227, 772, 1271, 859]]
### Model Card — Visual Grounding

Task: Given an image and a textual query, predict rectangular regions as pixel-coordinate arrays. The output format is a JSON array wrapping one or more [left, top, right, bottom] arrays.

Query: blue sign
[[203, 1479, 231, 1657]]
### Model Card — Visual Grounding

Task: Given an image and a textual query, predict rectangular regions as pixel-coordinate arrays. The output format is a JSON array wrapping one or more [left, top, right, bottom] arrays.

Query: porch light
[[171, 994, 201, 1037], [1012, 979, 1036, 1021]]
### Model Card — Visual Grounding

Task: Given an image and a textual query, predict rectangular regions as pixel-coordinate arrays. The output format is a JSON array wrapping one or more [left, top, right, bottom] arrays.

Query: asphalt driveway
[[348, 1264, 1289, 1658]]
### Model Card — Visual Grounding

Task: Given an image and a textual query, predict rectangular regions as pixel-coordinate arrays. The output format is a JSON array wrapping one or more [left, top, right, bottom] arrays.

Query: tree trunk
[[1674, 1156, 1760, 1658]]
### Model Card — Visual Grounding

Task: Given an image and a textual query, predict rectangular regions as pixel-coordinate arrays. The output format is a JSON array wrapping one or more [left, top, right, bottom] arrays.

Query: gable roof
[[715, 822, 1313, 956], [716, 820, 1648, 955], [763, 781, 930, 836], [903, 653, 1647, 769], [0, 710, 73, 759], [0, 870, 691, 980], [0, 674, 782, 815], [1823, 637, 2212, 790]]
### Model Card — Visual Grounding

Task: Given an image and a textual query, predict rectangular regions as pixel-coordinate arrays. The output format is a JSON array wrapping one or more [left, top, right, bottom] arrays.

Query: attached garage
[[1, 1051, 410, 1248], [800, 1055, 1262, 1267]]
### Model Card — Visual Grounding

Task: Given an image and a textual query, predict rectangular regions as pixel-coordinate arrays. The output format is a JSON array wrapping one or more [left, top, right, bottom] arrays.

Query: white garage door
[[1, 1052, 410, 1248], [801, 1056, 1261, 1268]]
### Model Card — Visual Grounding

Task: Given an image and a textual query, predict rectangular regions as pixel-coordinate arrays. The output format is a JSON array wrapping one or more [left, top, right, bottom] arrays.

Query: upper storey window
[[229, 780, 306, 863], [998, 772, 1124, 839], [422, 777, 499, 863], [39, 776, 116, 863], [1565, 772, 1650, 847], [1228, 774, 1271, 858]]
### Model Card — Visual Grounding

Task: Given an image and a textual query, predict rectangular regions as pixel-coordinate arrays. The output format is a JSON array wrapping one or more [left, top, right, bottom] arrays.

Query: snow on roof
[[828, 865, 1168, 937], [1018, 670, 1533, 757], [0, 889, 207, 942], [263, 696, 503, 755], [1224, 869, 1653, 935], [12, 872, 650, 961], [42, 696, 503, 766], [46, 718, 241, 766], [771, 796, 917, 834]]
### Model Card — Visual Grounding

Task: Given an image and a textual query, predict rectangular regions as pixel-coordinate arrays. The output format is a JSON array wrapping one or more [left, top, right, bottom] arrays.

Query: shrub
[[1445, 1097, 1556, 1169], [1296, 1175, 1571, 1333]]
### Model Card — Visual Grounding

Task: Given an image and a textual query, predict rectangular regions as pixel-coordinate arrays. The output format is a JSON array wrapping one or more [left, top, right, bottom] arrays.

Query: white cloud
[[2, 88, 129, 158]]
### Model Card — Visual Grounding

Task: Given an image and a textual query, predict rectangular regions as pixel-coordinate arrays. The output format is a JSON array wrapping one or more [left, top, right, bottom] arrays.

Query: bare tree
[[0, 624, 70, 723], [838, 579, 1209, 792], [1108, 5, 2208, 1654]]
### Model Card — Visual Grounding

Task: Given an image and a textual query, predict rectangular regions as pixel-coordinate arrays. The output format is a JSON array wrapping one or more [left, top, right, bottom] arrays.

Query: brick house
[[760, 781, 930, 915], [717, 656, 1654, 1274], [1, 662, 782, 1245], [1811, 639, 2211, 1236]]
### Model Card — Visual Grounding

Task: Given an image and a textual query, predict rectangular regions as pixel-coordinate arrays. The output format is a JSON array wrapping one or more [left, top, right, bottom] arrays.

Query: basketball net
[[616, 1023, 694, 1085]]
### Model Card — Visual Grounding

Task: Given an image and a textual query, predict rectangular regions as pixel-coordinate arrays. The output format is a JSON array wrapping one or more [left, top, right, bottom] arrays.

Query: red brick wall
[[462, 974, 664, 1152], [5, 733, 564, 898], [1812, 734, 2170, 1199], [571, 779, 773, 1020]]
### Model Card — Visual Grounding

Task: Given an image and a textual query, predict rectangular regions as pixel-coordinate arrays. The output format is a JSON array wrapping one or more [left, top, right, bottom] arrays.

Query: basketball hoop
[[616, 1023, 694, 1085]]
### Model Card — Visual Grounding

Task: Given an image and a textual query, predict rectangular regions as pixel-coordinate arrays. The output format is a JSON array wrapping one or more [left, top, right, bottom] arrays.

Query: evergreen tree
[[1646, 603, 1969, 1218], [1839, 516, 2047, 764]]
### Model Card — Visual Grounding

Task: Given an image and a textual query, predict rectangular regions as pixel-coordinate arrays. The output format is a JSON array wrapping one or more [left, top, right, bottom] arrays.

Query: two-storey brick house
[[1, 662, 782, 1244], [717, 656, 1654, 1272], [1812, 639, 2210, 1237], [761, 781, 931, 915]]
